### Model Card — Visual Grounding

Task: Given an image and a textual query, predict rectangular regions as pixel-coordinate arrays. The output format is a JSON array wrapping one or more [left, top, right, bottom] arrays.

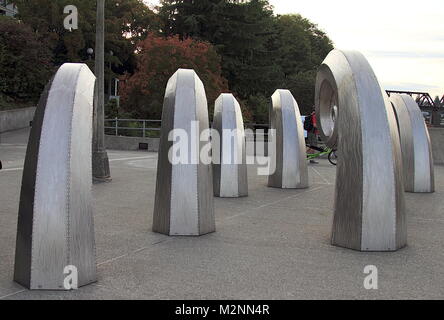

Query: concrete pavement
[[1, 128, 444, 299]]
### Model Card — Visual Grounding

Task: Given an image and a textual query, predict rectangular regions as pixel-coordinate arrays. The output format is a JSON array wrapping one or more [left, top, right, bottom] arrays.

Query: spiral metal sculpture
[[390, 94, 435, 193], [315, 50, 406, 251]]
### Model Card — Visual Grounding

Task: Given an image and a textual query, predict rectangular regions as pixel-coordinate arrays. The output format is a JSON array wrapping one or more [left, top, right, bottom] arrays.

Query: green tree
[[15, 0, 158, 82], [272, 14, 333, 115], [0, 16, 53, 108], [158, 1, 334, 121], [159, 0, 281, 120], [274, 14, 332, 75]]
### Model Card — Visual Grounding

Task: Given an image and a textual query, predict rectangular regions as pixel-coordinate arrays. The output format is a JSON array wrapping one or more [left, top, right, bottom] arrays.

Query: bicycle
[[306, 145, 337, 166]]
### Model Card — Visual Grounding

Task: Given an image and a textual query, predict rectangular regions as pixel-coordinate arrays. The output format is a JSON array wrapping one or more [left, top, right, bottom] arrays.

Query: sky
[[145, 0, 444, 98]]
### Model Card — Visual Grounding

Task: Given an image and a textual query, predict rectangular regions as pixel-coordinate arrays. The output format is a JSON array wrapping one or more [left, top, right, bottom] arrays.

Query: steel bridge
[[386, 90, 443, 110]]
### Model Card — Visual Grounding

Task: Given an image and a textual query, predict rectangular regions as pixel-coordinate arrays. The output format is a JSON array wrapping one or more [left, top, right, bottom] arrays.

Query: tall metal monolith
[[390, 94, 434, 193], [212, 93, 248, 197], [268, 89, 308, 189], [152, 69, 215, 236], [14, 63, 97, 289]]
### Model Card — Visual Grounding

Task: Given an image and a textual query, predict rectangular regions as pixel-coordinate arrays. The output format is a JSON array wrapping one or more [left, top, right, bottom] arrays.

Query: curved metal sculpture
[[268, 89, 308, 189], [14, 63, 97, 289], [153, 69, 215, 236], [315, 50, 406, 251], [390, 94, 435, 193], [213, 93, 248, 197]]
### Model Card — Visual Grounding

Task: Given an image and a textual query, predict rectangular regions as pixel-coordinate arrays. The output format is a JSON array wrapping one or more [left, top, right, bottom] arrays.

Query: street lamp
[[108, 50, 113, 98], [92, 0, 111, 182], [87, 47, 94, 60]]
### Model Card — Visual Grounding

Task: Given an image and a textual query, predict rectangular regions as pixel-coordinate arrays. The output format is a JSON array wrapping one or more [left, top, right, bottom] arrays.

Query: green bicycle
[[306, 145, 337, 165]]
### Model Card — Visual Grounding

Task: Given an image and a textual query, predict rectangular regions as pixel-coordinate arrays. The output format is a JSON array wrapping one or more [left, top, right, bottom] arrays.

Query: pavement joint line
[[314, 181, 333, 185], [310, 166, 332, 185], [0, 167, 23, 172], [110, 165, 157, 170], [0, 289, 26, 300], [0, 156, 156, 173], [411, 217, 444, 224], [109, 156, 156, 162], [269, 204, 333, 213], [301, 206, 333, 212], [97, 253, 129, 267], [97, 239, 171, 267], [132, 240, 169, 254], [223, 185, 327, 222], [0, 144, 27, 147]]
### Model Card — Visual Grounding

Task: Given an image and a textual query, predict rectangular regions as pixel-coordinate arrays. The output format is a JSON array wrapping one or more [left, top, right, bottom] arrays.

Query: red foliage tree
[[120, 34, 234, 120]]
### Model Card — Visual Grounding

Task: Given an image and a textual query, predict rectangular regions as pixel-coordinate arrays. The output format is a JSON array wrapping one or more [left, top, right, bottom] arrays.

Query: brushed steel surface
[[268, 89, 308, 189], [14, 63, 97, 289], [390, 94, 435, 193], [14, 77, 53, 288], [152, 69, 215, 236], [315, 50, 406, 251], [212, 94, 248, 198]]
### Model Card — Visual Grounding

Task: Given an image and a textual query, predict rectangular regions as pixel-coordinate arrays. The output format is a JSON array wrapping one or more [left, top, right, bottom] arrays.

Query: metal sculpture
[[315, 50, 406, 251], [268, 89, 308, 189], [390, 94, 435, 193], [152, 69, 215, 236], [212, 93, 248, 198], [14, 63, 97, 289]]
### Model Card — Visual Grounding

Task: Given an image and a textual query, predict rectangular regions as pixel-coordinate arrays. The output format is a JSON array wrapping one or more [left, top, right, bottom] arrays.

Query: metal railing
[[106, 113, 444, 141], [104, 119, 271, 140], [245, 123, 269, 141], [418, 110, 444, 126], [105, 118, 161, 138]]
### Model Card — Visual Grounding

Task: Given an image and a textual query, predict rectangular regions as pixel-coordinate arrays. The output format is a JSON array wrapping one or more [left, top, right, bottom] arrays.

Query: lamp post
[[87, 47, 94, 61], [108, 50, 113, 98], [92, 0, 111, 182]]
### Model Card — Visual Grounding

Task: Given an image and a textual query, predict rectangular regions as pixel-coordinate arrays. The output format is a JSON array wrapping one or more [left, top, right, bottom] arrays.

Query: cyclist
[[304, 109, 319, 164]]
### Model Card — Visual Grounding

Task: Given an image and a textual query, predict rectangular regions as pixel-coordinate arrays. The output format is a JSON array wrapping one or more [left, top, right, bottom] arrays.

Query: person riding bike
[[304, 110, 319, 164]]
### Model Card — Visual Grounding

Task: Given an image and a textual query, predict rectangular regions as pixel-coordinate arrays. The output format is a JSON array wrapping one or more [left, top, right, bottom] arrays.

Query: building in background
[[0, 1, 17, 17]]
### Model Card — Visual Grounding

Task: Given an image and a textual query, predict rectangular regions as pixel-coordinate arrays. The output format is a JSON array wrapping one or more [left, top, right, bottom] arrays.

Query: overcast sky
[[146, 0, 444, 98]]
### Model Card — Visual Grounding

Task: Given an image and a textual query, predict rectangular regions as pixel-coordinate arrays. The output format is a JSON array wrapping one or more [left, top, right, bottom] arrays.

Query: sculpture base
[[14, 278, 98, 291], [331, 241, 407, 252], [92, 149, 111, 182], [267, 183, 309, 190], [152, 229, 216, 237], [214, 194, 248, 198]]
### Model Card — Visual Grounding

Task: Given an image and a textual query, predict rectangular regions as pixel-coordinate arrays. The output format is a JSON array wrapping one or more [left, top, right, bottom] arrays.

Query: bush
[[245, 94, 269, 124], [0, 16, 53, 106]]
